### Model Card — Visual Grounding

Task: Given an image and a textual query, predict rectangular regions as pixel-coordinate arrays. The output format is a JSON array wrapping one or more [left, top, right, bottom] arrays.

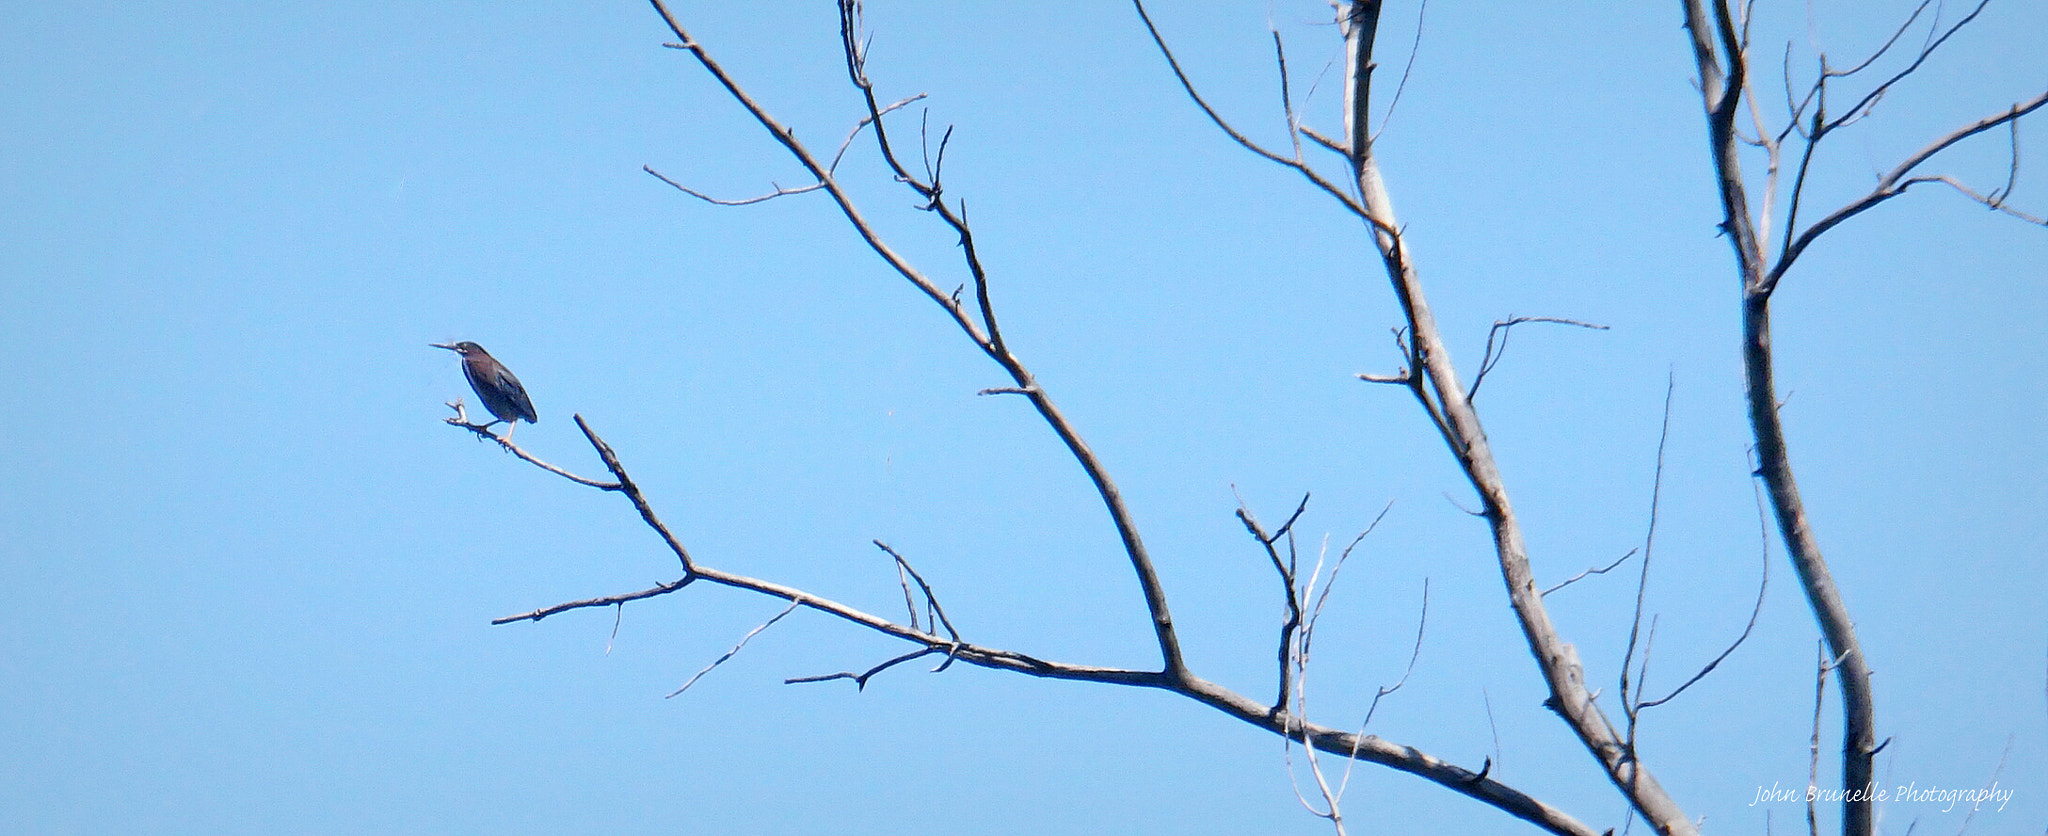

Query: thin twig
[[1825, 0, 1933, 79], [650, 0, 1190, 677], [1823, 0, 1991, 131], [1541, 548, 1639, 597], [643, 93, 927, 206], [874, 540, 960, 641], [1358, 577, 1428, 730], [1620, 373, 1678, 722], [1770, 89, 2048, 292], [669, 600, 802, 697], [1369, 0, 1429, 144], [1273, 30, 1302, 162], [1467, 317, 1610, 401], [492, 577, 692, 625], [787, 647, 940, 689], [644, 169, 825, 206], [442, 401, 621, 490], [1131, 0, 1372, 221], [826, 0, 1186, 674], [1636, 545, 1768, 709]]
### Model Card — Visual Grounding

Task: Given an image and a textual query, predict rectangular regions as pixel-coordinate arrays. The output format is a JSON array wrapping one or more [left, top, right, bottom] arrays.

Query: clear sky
[[4, 1, 2043, 833]]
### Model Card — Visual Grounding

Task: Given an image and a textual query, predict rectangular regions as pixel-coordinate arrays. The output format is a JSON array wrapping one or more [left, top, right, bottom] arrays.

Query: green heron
[[433, 341, 537, 439]]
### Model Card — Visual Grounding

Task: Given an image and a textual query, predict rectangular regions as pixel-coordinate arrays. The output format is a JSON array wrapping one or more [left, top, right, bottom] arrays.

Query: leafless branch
[[1823, 0, 1991, 132], [1467, 316, 1611, 402], [474, 391, 1592, 830], [1300, 124, 1350, 158], [1368, 0, 1429, 144], [576, 413, 697, 572], [1358, 577, 1428, 730], [1130, 0, 1372, 221], [1541, 548, 1639, 597], [1619, 374, 1677, 722], [1992, 113, 2023, 204], [644, 167, 825, 206], [1828, 0, 1933, 78], [817, 1, 1199, 675], [787, 647, 942, 689], [492, 577, 691, 625], [642, 93, 926, 206], [1273, 30, 1303, 162], [442, 401, 621, 490], [1770, 89, 2048, 292], [1910, 175, 2048, 225], [669, 599, 802, 697], [1635, 542, 1768, 710], [1236, 489, 1315, 709], [874, 540, 960, 642], [646, 0, 1191, 678], [1188, 2, 1702, 827]]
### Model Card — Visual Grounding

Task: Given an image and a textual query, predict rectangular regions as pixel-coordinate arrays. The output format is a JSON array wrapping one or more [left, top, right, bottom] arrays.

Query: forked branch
[[451, 5, 1613, 833], [1668, 2, 2048, 834], [648, 0, 1187, 678]]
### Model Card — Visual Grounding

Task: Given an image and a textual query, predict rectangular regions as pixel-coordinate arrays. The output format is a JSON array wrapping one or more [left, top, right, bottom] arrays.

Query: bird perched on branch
[[432, 341, 538, 440]]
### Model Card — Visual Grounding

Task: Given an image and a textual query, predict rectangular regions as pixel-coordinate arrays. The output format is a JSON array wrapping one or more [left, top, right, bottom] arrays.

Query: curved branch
[[492, 578, 691, 624], [442, 401, 620, 490], [1326, 4, 1702, 831], [650, 0, 1188, 679], [463, 390, 1599, 836], [1768, 89, 2048, 291], [1679, 3, 1890, 834], [1131, 0, 1371, 221]]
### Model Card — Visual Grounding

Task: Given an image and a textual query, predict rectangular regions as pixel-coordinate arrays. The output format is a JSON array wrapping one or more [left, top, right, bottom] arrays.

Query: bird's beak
[[430, 343, 457, 351]]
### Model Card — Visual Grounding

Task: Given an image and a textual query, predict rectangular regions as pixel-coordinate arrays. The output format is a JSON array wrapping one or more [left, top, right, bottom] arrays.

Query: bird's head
[[431, 341, 487, 357]]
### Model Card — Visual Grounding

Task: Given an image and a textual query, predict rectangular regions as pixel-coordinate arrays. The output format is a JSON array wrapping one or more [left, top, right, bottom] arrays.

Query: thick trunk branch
[[1341, 3, 1697, 833]]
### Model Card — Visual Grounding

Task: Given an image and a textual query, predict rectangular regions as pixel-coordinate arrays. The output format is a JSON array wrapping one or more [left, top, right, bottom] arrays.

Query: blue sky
[[4, 1, 2044, 833]]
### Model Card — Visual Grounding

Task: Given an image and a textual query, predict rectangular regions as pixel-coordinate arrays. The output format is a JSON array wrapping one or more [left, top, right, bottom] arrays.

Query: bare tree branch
[[1368, 0, 1429, 145], [1357, 577, 1428, 730], [1308, 2, 1703, 829], [646, 0, 1190, 679], [874, 540, 960, 642], [1619, 374, 1678, 723], [1636, 544, 1768, 711], [787, 647, 943, 689], [670, 600, 802, 697], [1131, 0, 1372, 221], [1821, 0, 1991, 133], [1770, 89, 2048, 292], [1825, 0, 1933, 79], [826, 0, 1193, 676], [1674, 2, 1990, 831], [492, 578, 691, 625], [442, 400, 621, 490], [1235, 489, 1313, 710], [1540, 548, 1638, 597], [642, 93, 926, 206], [1466, 316, 1610, 402], [439, 9, 1627, 832], [459, 404, 1599, 835]]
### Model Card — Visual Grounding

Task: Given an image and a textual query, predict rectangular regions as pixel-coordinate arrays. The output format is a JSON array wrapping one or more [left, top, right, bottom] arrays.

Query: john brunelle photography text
[[1750, 781, 2016, 813]]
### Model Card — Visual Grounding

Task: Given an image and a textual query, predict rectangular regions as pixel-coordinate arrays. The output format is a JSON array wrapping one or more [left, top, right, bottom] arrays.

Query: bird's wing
[[495, 368, 538, 423]]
